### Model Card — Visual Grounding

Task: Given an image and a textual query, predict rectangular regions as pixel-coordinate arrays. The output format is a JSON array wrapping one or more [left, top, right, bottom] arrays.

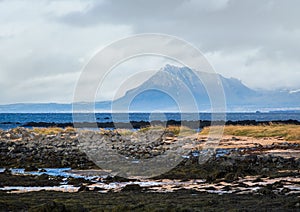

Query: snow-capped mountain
[[0, 65, 299, 112], [113, 64, 259, 111]]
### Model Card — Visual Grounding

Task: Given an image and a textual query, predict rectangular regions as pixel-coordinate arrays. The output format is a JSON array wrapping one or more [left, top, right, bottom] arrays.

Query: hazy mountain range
[[1, 65, 299, 113]]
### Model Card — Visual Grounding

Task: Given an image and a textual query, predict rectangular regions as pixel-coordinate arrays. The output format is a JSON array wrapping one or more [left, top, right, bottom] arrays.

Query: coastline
[[14, 119, 300, 129], [0, 125, 299, 210]]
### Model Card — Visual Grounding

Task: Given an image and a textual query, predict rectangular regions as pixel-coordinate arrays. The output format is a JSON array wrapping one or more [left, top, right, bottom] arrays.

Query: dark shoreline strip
[[20, 119, 300, 129]]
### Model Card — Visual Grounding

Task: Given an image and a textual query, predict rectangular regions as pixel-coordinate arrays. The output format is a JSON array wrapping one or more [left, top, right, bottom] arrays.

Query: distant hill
[[0, 103, 72, 113], [0, 65, 299, 112], [113, 65, 258, 111], [112, 65, 299, 112]]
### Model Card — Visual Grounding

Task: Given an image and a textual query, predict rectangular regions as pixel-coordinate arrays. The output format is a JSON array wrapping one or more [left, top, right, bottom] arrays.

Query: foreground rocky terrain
[[1, 126, 299, 173], [1, 190, 299, 211], [0, 126, 299, 211]]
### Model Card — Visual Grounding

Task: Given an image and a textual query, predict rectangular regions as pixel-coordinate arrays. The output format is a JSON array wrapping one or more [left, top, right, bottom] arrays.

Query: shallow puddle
[[1, 167, 299, 195], [0, 185, 79, 193]]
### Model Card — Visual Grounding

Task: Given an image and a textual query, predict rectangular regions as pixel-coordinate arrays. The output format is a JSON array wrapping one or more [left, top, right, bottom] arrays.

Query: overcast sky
[[0, 0, 300, 104]]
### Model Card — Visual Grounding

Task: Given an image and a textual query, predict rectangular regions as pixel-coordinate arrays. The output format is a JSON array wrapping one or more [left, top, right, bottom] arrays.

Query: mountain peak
[[163, 64, 178, 70], [162, 64, 190, 73]]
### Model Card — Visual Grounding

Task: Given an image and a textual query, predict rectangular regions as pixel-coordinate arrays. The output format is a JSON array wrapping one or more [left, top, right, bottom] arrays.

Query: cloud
[[0, 0, 299, 103], [57, 0, 300, 90], [0, 0, 132, 104]]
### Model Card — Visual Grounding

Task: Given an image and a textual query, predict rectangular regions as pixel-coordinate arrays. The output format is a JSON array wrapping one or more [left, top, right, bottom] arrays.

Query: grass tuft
[[200, 124, 300, 141], [139, 125, 196, 136], [31, 127, 75, 135]]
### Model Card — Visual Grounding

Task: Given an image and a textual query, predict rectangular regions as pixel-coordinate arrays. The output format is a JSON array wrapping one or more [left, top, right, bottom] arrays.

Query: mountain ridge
[[0, 65, 299, 112]]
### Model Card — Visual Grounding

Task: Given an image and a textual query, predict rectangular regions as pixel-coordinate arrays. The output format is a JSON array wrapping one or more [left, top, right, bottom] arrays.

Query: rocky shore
[[0, 126, 299, 211], [0, 128, 95, 169], [18, 119, 300, 129], [1, 127, 300, 178]]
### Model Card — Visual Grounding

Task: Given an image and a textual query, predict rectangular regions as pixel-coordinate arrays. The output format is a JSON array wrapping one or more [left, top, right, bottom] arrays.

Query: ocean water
[[0, 112, 299, 130]]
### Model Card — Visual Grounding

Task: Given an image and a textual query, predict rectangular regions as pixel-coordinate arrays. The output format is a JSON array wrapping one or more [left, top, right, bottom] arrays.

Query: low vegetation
[[139, 125, 196, 136], [200, 124, 300, 141], [29, 125, 197, 137], [1, 190, 298, 211], [27, 124, 300, 141], [30, 127, 75, 135]]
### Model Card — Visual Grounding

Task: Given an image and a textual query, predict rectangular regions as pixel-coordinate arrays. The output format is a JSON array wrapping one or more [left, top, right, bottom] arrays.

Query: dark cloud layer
[[0, 0, 299, 103], [58, 0, 300, 90], [61, 0, 300, 55]]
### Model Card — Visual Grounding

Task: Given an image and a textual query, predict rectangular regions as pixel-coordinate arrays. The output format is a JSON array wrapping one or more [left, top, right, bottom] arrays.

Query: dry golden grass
[[200, 124, 300, 141], [139, 125, 196, 136], [167, 125, 196, 137], [139, 125, 165, 133], [31, 127, 75, 135], [114, 129, 134, 136]]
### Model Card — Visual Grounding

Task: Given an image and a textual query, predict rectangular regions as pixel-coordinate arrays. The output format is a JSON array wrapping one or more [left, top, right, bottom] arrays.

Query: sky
[[0, 0, 300, 104]]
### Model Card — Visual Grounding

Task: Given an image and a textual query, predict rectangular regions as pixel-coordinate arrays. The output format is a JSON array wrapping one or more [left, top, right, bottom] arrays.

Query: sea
[[0, 112, 300, 130]]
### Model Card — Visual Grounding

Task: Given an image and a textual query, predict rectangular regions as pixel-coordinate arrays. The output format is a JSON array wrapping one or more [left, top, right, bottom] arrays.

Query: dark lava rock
[[271, 181, 284, 189], [203, 186, 217, 191], [0, 172, 62, 187], [3, 168, 11, 175], [21, 119, 300, 129], [36, 174, 49, 181], [104, 175, 131, 183], [253, 177, 263, 183], [25, 166, 39, 172], [68, 177, 90, 186], [280, 187, 291, 195], [224, 173, 238, 182], [236, 182, 249, 188], [222, 185, 232, 191], [92, 187, 107, 192], [122, 184, 142, 192], [78, 185, 89, 192], [257, 186, 276, 196]]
